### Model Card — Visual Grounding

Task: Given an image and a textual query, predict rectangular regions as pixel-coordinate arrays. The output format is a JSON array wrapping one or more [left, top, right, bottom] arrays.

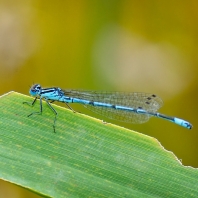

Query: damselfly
[[23, 84, 192, 132]]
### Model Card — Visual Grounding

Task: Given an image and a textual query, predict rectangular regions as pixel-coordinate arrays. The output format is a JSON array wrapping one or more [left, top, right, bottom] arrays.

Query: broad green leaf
[[0, 92, 197, 198]]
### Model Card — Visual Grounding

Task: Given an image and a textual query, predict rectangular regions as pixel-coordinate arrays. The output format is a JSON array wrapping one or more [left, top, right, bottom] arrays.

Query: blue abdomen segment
[[72, 98, 137, 111], [72, 98, 148, 114]]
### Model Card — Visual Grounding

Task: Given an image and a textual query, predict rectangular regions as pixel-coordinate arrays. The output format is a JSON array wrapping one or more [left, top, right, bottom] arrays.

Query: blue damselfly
[[23, 84, 192, 132]]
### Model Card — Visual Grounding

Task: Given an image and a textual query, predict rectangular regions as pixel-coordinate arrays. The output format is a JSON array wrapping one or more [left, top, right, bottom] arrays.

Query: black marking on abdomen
[[89, 101, 94, 105], [112, 105, 116, 109]]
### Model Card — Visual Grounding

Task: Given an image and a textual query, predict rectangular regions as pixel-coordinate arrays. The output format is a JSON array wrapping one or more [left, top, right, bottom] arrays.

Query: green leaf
[[0, 92, 198, 198]]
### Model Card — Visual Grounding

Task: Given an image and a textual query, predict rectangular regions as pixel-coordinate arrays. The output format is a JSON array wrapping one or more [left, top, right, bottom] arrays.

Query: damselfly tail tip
[[174, 118, 192, 129], [187, 123, 193, 130], [182, 121, 192, 130]]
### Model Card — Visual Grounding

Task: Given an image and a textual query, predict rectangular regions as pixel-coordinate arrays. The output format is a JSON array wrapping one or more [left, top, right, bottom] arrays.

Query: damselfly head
[[29, 84, 41, 96]]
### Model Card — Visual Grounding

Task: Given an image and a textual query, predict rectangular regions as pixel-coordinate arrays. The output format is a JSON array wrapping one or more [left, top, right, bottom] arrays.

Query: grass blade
[[0, 92, 197, 197]]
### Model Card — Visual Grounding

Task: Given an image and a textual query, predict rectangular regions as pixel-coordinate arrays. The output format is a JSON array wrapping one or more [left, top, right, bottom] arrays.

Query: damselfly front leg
[[23, 97, 43, 117], [23, 97, 37, 107]]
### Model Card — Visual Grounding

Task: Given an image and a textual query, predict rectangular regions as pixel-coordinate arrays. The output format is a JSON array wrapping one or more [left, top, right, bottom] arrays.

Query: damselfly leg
[[24, 97, 58, 133]]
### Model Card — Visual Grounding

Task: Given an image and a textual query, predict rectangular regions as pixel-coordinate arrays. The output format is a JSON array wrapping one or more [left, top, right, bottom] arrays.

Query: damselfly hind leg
[[65, 103, 77, 113], [45, 100, 58, 133]]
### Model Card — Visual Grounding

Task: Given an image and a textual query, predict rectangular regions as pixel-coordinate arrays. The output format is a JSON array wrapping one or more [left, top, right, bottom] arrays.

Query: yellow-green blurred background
[[0, 0, 197, 197]]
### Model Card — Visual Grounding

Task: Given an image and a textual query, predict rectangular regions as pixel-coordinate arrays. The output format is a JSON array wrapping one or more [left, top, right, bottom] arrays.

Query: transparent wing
[[63, 90, 163, 124]]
